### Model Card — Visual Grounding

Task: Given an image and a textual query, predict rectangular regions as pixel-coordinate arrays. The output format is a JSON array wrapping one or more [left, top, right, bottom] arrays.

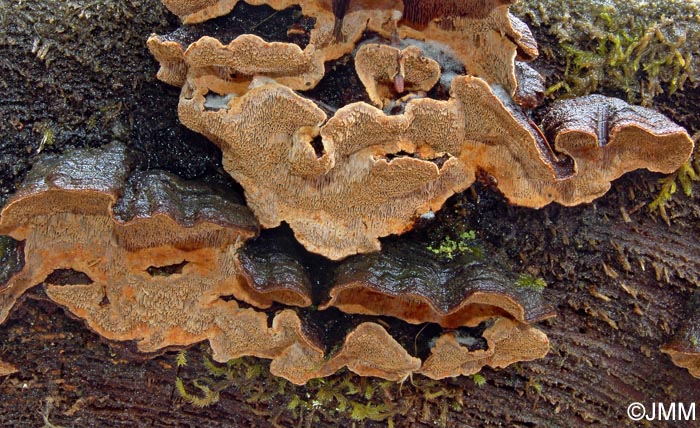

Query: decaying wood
[[1, 0, 699, 426]]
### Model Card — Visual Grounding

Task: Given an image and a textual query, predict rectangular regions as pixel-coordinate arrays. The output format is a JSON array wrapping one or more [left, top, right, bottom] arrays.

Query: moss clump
[[427, 230, 483, 260], [513, 0, 700, 106], [172, 345, 491, 426], [649, 150, 700, 225], [515, 273, 547, 292], [471, 373, 486, 387]]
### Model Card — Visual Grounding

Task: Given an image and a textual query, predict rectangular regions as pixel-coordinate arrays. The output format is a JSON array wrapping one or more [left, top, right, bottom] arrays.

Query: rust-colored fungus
[[153, 0, 543, 99], [178, 71, 692, 258], [0, 0, 694, 387], [147, 34, 325, 95], [322, 240, 555, 328], [354, 43, 441, 108], [0, 144, 429, 384], [149, 0, 693, 259], [419, 317, 550, 379], [661, 292, 700, 378], [316, 322, 421, 381], [178, 78, 470, 259]]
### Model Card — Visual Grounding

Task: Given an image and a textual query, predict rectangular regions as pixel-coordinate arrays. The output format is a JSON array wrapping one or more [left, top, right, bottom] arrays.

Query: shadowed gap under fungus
[[160, 2, 315, 48], [146, 260, 190, 277], [0, 237, 24, 288], [304, 53, 371, 110], [44, 269, 94, 286]]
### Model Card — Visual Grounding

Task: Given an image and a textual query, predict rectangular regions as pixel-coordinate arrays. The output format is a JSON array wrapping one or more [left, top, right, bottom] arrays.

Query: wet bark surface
[[1, 0, 699, 427]]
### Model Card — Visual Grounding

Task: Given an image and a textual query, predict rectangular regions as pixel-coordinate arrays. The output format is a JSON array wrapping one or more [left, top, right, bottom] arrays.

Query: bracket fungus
[[354, 43, 441, 108], [151, 0, 693, 259], [419, 317, 549, 380], [322, 240, 555, 328], [661, 292, 700, 378], [0, 144, 437, 384], [0, 0, 696, 389]]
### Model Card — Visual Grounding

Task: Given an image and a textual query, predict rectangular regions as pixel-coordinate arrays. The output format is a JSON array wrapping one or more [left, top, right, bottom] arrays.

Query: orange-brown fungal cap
[[0, 143, 135, 234], [147, 35, 189, 87], [322, 241, 555, 328], [0, 143, 262, 327], [396, 1, 537, 96], [162, 0, 240, 23], [419, 317, 549, 379], [155, 0, 538, 98], [449, 76, 693, 208], [179, 71, 693, 258], [148, 33, 324, 92], [354, 43, 440, 108], [320, 322, 421, 380], [0, 143, 135, 323], [178, 79, 470, 259], [533, 94, 695, 207], [185, 35, 325, 93], [661, 292, 700, 378]]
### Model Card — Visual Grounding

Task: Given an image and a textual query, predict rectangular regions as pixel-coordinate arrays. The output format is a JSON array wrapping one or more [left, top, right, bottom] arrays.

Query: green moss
[[649, 155, 700, 225], [172, 346, 483, 425], [514, 0, 700, 106], [471, 373, 487, 387], [350, 402, 391, 421], [515, 273, 547, 292], [175, 350, 188, 368], [427, 230, 483, 260], [175, 377, 221, 407]]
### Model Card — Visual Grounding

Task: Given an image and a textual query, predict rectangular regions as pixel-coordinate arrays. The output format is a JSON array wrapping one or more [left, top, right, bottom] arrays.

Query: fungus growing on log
[[322, 240, 555, 328], [0, 144, 430, 385], [315, 322, 422, 381], [236, 233, 313, 308], [177, 69, 692, 258], [354, 43, 441, 108], [153, 0, 543, 100], [147, 34, 324, 93], [661, 292, 700, 378], [419, 317, 550, 379]]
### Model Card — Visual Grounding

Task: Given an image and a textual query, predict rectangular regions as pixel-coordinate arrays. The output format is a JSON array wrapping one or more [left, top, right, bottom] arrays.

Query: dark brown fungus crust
[[236, 234, 313, 308], [530, 94, 695, 207], [513, 60, 545, 109], [321, 240, 555, 328], [661, 291, 700, 378]]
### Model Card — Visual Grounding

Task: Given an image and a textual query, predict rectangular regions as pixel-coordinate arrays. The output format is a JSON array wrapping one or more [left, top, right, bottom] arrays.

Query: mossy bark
[[1, 0, 699, 427]]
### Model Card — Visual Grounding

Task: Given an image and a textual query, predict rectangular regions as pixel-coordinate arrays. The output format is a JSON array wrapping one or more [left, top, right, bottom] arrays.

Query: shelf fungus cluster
[[149, 0, 693, 260], [0, 144, 553, 382], [0, 0, 696, 384]]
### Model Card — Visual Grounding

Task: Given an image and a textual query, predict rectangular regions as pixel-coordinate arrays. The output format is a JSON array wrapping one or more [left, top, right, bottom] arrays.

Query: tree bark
[[1, 0, 699, 427]]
